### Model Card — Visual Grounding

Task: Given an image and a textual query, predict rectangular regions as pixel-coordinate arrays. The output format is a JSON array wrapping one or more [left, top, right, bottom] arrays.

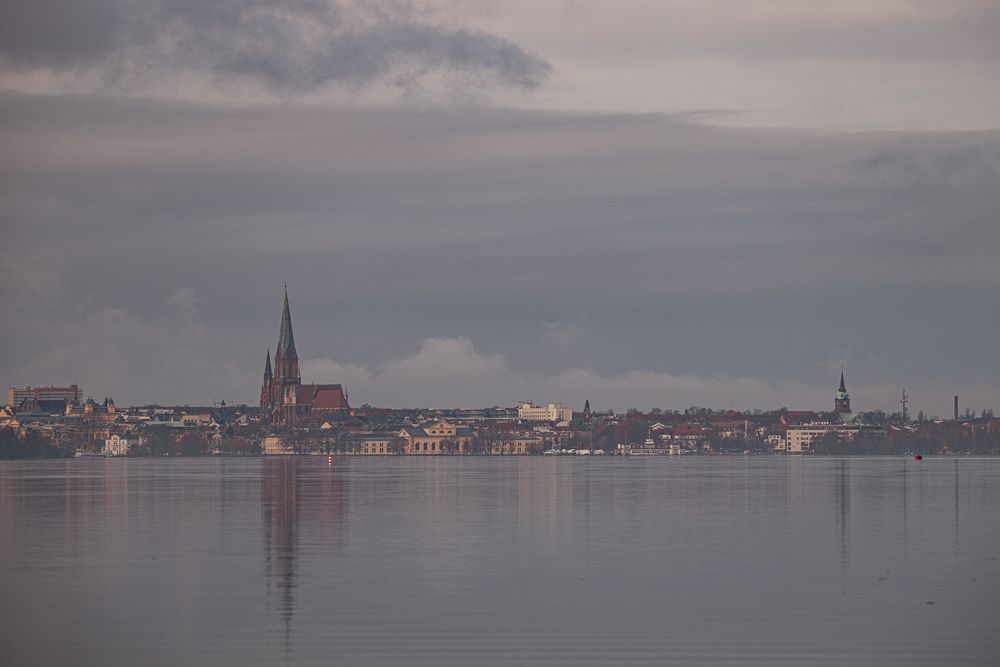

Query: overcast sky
[[1, 1, 998, 414]]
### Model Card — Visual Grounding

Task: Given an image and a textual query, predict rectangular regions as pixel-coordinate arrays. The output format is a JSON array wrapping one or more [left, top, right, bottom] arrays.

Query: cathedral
[[260, 288, 349, 425]]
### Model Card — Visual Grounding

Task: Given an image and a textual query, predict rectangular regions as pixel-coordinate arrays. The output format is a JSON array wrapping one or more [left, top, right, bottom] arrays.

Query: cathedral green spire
[[276, 286, 297, 360]]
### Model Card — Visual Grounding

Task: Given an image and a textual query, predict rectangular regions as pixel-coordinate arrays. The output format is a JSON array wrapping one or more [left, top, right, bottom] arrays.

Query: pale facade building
[[180, 413, 212, 427], [766, 433, 787, 452], [103, 434, 137, 456], [491, 435, 544, 455], [348, 434, 399, 455], [517, 402, 573, 422], [785, 422, 883, 453], [263, 435, 293, 455], [399, 420, 474, 455]]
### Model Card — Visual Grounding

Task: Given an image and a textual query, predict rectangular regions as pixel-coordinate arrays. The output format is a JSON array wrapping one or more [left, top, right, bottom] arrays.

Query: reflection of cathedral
[[260, 458, 348, 652], [261, 459, 300, 650], [259, 287, 349, 425]]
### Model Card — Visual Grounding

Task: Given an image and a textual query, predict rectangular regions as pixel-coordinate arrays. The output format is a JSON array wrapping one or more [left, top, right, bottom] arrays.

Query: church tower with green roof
[[261, 286, 303, 424], [834, 369, 851, 415], [273, 286, 300, 384], [259, 285, 349, 426]]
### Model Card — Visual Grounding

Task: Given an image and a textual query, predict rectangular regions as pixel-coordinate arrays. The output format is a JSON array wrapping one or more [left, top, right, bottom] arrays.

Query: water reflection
[[902, 456, 908, 546], [954, 459, 960, 548], [1, 457, 997, 666], [836, 458, 850, 588], [261, 458, 347, 655], [261, 458, 300, 653]]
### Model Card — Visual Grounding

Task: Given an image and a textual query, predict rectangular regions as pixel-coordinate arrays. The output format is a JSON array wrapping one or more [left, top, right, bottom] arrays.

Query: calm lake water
[[1, 456, 998, 666]]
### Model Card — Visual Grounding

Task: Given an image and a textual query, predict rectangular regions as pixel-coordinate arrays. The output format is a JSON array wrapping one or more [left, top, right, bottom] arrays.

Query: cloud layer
[[0, 0, 550, 98], [303, 336, 902, 412]]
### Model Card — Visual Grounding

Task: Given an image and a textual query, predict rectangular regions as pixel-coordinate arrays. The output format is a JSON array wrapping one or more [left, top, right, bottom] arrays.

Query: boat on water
[[628, 437, 671, 456], [74, 450, 105, 458]]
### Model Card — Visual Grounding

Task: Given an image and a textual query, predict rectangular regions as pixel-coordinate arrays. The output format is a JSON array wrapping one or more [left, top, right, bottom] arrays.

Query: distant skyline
[[1, 1, 998, 414]]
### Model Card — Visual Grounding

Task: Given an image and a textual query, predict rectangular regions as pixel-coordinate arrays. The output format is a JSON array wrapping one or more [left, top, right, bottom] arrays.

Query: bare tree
[[389, 436, 407, 456]]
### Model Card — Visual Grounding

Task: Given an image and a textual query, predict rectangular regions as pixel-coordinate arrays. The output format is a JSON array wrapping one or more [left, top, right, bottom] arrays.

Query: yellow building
[[399, 421, 474, 455], [351, 435, 398, 455], [180, 413, 212, 427], [491, 435, 544, 455], [263, 435, 293, 455], [786, 422, 883, 453]]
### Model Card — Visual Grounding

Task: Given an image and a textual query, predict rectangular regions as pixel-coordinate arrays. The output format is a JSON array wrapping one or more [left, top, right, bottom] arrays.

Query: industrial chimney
[[954, 395, 959, 421]]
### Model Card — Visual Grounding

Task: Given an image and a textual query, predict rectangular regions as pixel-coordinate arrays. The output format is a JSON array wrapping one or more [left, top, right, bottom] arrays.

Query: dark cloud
[[1, 95, 998, 412], [0, 0, 550, 93]]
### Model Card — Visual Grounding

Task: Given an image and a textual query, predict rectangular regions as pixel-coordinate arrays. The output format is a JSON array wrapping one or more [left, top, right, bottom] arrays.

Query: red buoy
[[914, 455, 922, 460], [328, 455, 333, 464]]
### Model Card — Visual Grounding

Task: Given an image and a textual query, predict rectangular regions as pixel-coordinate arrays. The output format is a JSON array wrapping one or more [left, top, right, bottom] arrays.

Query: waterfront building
[[672, 423, 708, 447], [491, 434, 544, 455], [517, 402, 573, 422], [785, 422, 883, 453], [618, 439, 670, 456], [260, 287, 349, 425], [398, 420, 474, 454], [103, 433, 138, 456], [263, 435, 293, 455], [766, 431, 787, 452], [350, 434, 399, 455], [785, 372, 882, 452]]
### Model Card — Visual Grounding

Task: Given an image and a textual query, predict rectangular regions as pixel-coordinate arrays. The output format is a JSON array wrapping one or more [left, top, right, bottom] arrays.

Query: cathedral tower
[[260, 349, 272, 417], [835, 369, 851, 415], [273, 287, 300, 383], [260, 285, 348, 426]]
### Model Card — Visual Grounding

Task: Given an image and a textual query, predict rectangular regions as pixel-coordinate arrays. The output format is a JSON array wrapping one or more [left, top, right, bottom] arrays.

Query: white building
[[517, 402, 573, 422], [766, 432, 787, 452], [103, 434, 138, 456], [785, 422, 883, 453]]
